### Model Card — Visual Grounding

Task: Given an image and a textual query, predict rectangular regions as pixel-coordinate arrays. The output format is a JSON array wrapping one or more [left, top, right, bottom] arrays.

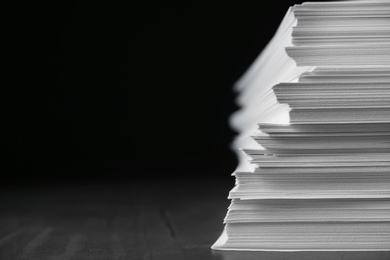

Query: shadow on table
[[212, 250, 390, 260]]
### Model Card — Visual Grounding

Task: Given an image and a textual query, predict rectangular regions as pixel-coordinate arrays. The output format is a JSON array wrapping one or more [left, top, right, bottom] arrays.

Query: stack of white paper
[[213, 0, 390, 251]]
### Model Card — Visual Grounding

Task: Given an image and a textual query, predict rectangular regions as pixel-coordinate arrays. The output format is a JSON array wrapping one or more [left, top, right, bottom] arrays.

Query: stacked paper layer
[[214, 0, 390, 251]]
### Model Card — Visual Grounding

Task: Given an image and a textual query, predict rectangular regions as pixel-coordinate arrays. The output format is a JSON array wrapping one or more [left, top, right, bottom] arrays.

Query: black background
[[8, 1, 316, 186]]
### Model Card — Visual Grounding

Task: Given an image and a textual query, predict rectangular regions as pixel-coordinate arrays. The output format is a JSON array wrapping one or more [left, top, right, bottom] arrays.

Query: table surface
[[1, 180, 389, 260]]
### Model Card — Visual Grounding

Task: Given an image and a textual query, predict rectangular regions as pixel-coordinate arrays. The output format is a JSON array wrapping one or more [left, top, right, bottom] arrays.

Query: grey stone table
[[0, 180, 388, 259]]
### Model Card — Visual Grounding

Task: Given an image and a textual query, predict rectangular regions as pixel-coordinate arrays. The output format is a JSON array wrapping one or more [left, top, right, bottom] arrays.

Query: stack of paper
[[213, 0, 390, 251]]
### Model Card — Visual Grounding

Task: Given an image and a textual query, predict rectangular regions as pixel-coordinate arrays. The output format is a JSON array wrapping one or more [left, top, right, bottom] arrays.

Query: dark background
[[8, 0, 314, 186]]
